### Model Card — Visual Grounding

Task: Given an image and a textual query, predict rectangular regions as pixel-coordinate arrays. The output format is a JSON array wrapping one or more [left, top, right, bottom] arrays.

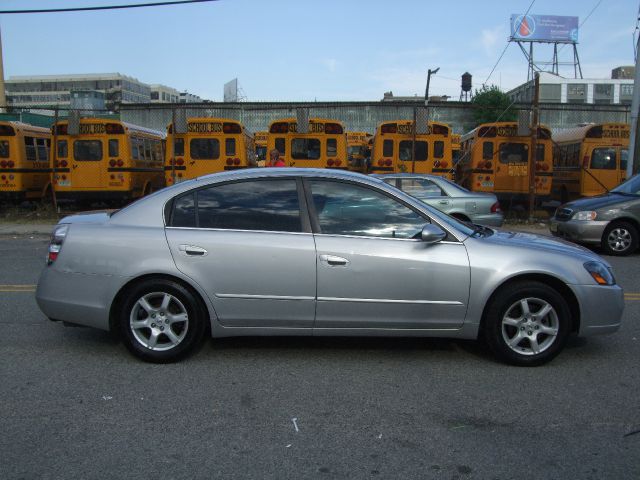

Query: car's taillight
[[491, 201, 502, 214], [47, 224, 69, 265]]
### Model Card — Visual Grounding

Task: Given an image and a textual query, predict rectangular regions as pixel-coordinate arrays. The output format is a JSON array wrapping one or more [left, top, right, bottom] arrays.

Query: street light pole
[[424, 67, 440, 107]]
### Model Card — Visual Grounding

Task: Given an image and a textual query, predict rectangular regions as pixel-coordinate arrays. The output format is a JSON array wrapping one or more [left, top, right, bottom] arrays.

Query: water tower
[[459, 72, 472, 101]]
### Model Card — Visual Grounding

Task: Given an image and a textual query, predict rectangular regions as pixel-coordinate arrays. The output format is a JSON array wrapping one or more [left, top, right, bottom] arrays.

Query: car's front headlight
[[573, 211, 598, 221], [584, 261, 616, 285]]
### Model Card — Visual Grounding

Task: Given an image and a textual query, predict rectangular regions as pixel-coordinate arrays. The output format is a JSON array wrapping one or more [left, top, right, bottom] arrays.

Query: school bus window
[[499, 143, 528, 163], [327, 138, 337, 157], [434, 141, 444, 159], [292, 138, 320, 160], [399, 140, 427, 161], [591, 148, 616, 169], [621, 149, 628, 170], [144, 139, 152, 160], [153, 142, 162, 161], [225, 138, 236, 156], [57, 140, 68, 158], [275, 138, 286, 156], [0, 140, 9, 158], [138, 141, 145, 161], [36, 138, 48, 161], [190, 138, 220, 160], [482, 142, 493, 160], [74, 140, 103, 161], [536, 144, 545, 161], [132, 139, 140, 160], [383, 139, 393, 157], [25, 137, 37, 161], [174, 138, 184, 156], [109, 139, 119, 157]]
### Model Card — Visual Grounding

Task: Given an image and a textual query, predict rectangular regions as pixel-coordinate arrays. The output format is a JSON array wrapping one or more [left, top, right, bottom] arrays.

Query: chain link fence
[[0, 102, 631, 214]]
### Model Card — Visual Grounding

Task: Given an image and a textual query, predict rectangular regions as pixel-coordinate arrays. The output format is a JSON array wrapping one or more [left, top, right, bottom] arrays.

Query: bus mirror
[[174, 110, 188, 134], [67, 110, 81, 136]]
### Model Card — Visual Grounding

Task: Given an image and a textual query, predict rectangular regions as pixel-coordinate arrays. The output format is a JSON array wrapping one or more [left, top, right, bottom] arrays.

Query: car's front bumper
[[549, 217, 609, 245], [571, 283, 624, 336]]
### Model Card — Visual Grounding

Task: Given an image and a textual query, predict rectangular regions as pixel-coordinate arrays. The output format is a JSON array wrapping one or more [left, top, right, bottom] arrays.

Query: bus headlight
[[573, 211, 597, 221]]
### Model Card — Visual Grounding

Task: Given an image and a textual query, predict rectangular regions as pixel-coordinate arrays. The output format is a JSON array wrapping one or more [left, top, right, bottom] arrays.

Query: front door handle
[[319, 254, 349, 266], [438, 200, 449, 205], [179, 244, 208, 256]]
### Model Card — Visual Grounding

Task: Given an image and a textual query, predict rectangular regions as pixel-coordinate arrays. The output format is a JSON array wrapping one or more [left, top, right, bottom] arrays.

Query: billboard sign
[[510, 14, 579, 43]]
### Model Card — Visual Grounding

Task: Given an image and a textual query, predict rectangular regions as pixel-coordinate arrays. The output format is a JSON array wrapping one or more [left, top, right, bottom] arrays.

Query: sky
[[0, 0, 637, 102]]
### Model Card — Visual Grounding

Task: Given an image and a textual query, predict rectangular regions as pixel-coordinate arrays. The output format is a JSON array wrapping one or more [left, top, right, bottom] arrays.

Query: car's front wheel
[[119, 279, 206, 363], [483, 281, 571, 366], [601, 221, 638, 256]]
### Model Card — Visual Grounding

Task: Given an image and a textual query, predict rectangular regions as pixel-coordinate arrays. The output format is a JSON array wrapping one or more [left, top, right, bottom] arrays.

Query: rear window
[[291, 138, 320, 160], [499, 142, 528, 164], [590, 148, 616, 170], [74, 140, 102, 161], [190, 139, 220, 160], [0, 140, 9, 158]]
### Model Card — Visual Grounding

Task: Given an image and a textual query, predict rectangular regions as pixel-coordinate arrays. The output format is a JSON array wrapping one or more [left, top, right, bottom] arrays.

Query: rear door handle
[[179, 244, 208, 256], [319, 254, 349, 266], [438, 200, 449, 205]]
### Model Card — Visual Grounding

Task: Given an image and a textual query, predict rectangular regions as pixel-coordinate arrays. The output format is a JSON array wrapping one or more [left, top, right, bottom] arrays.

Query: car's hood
[[480, 227, 608, 265], [59, 210, 115, 225], [561, 193, 635, 211]]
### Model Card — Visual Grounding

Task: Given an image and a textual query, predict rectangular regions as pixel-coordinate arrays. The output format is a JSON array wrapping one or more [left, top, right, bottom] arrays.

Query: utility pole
[[529, 73, 540, 221], [0, 26, 7, 111], [627, 26, 640, 179]]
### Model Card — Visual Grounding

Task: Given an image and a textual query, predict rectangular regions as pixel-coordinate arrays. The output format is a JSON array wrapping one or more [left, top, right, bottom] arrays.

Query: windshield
[[611, 174, 640, 195]]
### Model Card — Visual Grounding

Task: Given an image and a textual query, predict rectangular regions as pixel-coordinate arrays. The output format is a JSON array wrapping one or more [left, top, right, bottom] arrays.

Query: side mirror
[[421, 223, 447, 244]]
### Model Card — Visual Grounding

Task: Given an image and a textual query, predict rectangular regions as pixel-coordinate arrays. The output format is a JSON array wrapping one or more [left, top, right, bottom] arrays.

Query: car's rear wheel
[[601, 221, 638, 256], [483, 281, 571, 366], [119, 279, 206, 363]]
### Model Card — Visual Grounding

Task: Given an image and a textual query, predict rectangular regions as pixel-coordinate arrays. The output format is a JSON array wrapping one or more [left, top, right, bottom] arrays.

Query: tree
[[471, 85, 517, 125]]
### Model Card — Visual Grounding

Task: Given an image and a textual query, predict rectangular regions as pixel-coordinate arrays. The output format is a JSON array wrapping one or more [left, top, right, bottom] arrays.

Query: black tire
[[118, 279, 207, 363], [483, 281, 571, 366], [601, 221, 638, 256]]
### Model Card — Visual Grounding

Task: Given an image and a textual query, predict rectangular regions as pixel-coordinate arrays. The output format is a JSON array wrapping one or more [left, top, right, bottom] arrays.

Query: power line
[[482, 0, 536, 88], [0, 0, 219, 15]]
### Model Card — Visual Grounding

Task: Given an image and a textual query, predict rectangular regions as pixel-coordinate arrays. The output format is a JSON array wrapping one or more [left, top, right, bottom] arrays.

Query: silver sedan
[[373, 173, 504, 226], [36, 168, 622, 366]]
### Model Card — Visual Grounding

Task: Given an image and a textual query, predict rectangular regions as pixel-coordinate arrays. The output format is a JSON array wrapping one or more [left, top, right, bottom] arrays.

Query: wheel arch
[[605, 217, 640, 234], [479, 273, 581, 336], [109, 273, 212, 336]]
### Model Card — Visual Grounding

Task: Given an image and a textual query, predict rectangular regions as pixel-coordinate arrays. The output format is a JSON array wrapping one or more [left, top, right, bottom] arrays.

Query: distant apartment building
[[179, 91, 203, 103], [6, 73, 205, 110], [508, 69, 634, 105]]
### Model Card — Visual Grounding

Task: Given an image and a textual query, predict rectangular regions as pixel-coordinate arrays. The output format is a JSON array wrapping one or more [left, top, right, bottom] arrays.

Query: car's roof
[[197, 167, 382, 183]]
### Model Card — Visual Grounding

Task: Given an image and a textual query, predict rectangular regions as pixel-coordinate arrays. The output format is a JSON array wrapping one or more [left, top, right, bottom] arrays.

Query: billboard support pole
[[529, 73, 540, 222], [627, 31, 640, 179]]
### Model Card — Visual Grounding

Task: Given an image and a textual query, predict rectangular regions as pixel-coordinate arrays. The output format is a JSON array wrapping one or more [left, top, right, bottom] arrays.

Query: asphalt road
[[1, 233, 639, 480]]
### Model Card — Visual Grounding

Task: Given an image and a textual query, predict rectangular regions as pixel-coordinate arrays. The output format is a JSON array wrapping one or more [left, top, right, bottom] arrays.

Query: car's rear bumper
[[549, 218, 608, 245], [471, 213, 504, 227], [571, 283, 624, 336], [36, 267, 126, 331]]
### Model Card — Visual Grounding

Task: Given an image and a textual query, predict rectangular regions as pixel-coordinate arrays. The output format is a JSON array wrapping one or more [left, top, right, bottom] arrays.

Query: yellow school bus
[[451, 133, 461, 170], [166, 117, 255, 185], [552, 123, 629, 203], [52, 118, 165, 201], [370, 120, 453, 178], [459, 122, 553, 201], [267, 118, 348, 169], [254, 131, 268, 166], [346, 131, 372, 173], [0, 121, 52, 201]]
